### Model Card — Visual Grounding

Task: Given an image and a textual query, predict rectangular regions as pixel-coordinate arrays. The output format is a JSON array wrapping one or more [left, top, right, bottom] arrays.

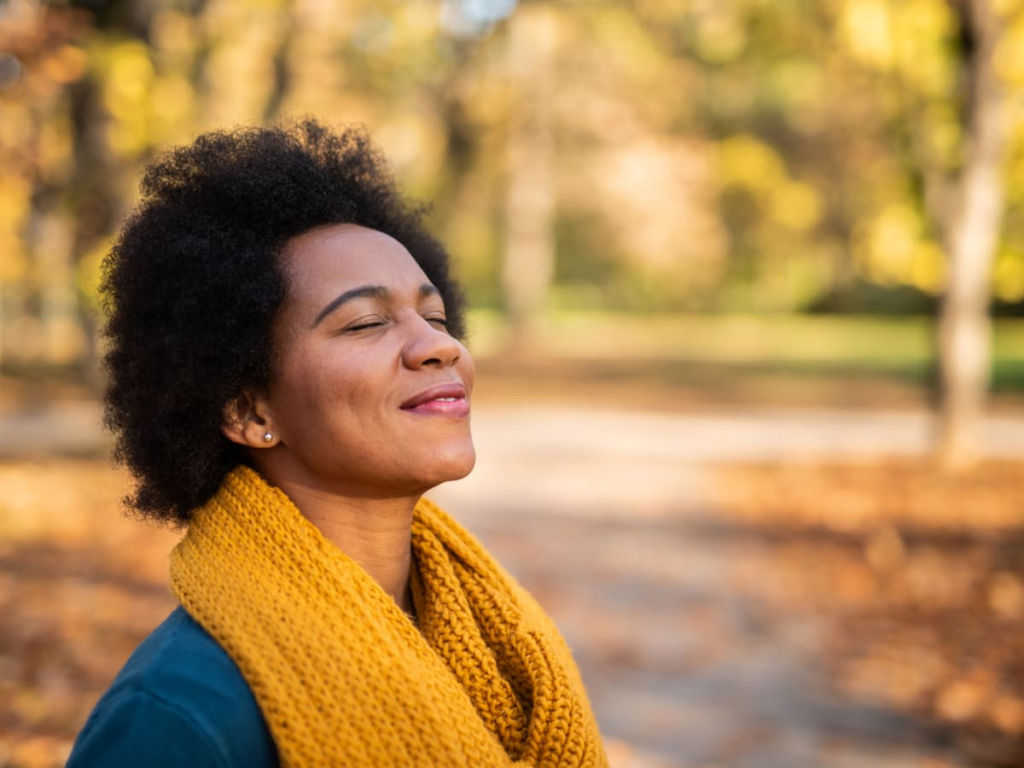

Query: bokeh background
[[2, 0, 1024, 765]]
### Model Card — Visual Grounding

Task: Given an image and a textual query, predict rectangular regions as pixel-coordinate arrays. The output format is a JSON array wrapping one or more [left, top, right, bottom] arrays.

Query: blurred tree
[[501, 4, 555, 343], [1, 0, 1023, 394], [933, 0, 1010, 467], [0, 3, 92, 373]]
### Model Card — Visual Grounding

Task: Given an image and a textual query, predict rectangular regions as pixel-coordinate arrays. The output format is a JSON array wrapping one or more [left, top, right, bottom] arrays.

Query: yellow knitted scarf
[[170, 466, 608, 767]]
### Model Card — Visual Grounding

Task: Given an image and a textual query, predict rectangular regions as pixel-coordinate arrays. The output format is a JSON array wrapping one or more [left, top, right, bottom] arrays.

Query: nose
[[401, 314, 464, 370]]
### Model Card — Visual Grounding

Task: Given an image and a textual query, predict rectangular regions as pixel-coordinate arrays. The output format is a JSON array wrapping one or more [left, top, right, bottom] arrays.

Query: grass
[[467, 311, 1024, 395], [1, 312, 1020, 414]]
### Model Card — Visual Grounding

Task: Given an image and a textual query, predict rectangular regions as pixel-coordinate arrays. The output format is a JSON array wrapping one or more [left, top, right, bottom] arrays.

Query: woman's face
[[255, 223, 476, 497]]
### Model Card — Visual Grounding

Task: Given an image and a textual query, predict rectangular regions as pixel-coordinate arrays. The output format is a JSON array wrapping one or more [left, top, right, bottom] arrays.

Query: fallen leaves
[[0, 460, 180, 768], [715, 457, 1024, 765]]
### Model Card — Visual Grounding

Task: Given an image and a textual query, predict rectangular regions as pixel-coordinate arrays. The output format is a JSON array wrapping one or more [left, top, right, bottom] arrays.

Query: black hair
[[102, 119, 466, 525]]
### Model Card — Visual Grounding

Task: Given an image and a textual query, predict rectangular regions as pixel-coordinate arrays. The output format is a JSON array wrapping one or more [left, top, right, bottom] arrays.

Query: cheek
[[270, 352, 345, 428], [296, 351, 386, 427]]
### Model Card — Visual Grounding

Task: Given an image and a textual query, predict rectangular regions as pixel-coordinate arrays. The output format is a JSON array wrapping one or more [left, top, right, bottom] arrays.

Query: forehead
[[280, 224, 431, 299]]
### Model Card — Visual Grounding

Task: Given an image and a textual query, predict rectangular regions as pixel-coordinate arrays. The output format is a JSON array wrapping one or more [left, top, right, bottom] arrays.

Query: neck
[[268, 475, 418, 615]]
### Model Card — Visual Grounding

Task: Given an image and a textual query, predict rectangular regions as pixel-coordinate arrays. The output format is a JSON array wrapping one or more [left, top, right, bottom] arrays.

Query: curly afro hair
[[102, 119, 466, 525]]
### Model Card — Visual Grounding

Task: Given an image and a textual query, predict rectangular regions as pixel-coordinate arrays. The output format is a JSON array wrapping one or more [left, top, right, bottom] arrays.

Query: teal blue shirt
[[68, 607, 279, 767]]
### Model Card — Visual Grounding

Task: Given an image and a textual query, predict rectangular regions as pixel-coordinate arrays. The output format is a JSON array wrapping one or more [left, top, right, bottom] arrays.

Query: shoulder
[[67, 606, 278, 768]]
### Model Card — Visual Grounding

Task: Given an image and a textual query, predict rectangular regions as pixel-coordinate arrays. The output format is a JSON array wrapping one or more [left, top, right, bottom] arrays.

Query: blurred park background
[[2, 0, 1024, 765]]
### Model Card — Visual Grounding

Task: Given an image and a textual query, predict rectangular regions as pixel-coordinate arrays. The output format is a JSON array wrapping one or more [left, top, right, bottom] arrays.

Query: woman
[[68, 121, 607, 767]]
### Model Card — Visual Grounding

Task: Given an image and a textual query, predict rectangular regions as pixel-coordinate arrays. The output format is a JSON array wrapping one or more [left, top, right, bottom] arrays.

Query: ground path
[[436, 406, 1024, 767]]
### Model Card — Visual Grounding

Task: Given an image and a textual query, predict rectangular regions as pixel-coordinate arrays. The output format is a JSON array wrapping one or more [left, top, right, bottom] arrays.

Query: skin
[[222, 224, 476, 615]]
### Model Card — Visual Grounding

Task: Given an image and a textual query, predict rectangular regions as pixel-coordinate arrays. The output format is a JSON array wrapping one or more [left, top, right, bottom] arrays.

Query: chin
[[415, 443, 476, 489], [445, 452, 476, 482], [439, 446, 477, 482]]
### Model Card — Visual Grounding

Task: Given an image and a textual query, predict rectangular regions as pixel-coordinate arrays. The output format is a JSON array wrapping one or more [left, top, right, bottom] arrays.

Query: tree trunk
[[501, 6, 557, 348], [936, 0, 1007, 469]]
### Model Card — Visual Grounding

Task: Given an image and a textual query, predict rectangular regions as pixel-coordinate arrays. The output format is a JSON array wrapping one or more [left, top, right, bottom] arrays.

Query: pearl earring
[[262, 432, 273, 443]]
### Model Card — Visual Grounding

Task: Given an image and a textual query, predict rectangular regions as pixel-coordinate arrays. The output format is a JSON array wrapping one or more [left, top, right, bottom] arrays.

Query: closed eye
[[344, 319, 387, 332]]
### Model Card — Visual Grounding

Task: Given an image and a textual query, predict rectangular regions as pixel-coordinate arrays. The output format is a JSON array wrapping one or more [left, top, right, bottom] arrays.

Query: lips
[[400, 382, 469, 415]]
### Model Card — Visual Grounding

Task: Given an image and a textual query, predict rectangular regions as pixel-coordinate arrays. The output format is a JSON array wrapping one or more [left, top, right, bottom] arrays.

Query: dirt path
[[429, 405, 1024, 766]]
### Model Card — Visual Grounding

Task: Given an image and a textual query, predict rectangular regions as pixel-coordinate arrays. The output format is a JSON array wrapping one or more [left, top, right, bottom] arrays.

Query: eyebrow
[[311, 283, 440, 328]]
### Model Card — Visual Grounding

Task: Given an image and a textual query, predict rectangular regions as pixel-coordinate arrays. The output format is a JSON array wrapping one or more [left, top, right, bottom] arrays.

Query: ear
[[221, 391, 279, 449]]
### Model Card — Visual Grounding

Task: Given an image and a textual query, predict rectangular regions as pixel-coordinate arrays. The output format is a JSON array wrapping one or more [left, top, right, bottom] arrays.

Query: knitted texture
[[170, 466, 608, 767]]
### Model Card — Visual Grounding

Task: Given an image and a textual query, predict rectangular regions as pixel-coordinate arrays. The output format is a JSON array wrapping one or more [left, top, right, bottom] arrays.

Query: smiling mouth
[[402, 396, 470, 417], [401, 384, 470, 416]]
